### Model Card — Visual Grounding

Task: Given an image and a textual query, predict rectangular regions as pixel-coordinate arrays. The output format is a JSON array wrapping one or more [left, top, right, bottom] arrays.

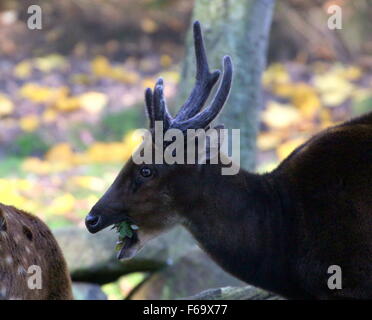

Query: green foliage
[[117, 222, 133, 239], [144, 0, 174, 9], [0, 157, 23, 178], [352, 96, 372, 116], [47, 216, 74, 229], [101, 282, 123, 300], [96, 107, 143, 142], [83, 163, 122, 176], [101, 272, 148, 300], [68, 122, 94, 151], [68, 107, 143, 150], [13, 132, 50, 157]]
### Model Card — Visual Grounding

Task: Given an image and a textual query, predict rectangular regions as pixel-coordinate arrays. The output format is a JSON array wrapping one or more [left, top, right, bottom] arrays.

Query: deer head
[[85, 21, 233, 259]]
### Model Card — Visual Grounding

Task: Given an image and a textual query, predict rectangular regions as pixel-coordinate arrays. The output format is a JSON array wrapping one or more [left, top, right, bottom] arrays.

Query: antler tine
[[173, 56, 233, 131], [144, 87, 154, 129], [153, 78, 173, 130], [174, 21, 221, 122]]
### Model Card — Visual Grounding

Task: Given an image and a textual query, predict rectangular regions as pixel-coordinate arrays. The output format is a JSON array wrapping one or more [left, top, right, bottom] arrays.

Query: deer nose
[[85, 214, 101, 233]]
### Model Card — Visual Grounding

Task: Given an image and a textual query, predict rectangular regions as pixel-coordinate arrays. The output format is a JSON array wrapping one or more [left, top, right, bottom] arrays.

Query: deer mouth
[[113, 221, 140, 260]]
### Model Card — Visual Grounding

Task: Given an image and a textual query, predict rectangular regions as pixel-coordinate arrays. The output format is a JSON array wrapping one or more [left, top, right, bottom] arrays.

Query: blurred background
[[0, 0, 371, 300]]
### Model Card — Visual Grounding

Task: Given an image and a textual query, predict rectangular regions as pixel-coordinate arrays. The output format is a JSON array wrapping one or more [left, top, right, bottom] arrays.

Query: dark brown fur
[[86, 112, 372, 299], [86, 21, 372, 299], [0, 203, 73, 300]]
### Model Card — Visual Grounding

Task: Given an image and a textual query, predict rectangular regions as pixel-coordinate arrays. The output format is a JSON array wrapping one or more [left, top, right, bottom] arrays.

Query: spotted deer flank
[[0, 203, 72, 300]]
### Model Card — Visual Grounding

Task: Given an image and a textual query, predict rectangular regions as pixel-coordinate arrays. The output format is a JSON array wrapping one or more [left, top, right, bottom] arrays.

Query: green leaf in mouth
[[116, 221, 133, 240], [114, 222, 137, 252]]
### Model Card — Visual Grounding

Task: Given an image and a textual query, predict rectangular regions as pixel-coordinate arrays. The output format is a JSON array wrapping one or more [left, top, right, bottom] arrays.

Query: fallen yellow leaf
[[22, 157, 52, 175], [160, 55, 172, 68], [262, 101, 301, 129], [14, 60, 32, 79], [277, 137, 307, 161], [274, 82, 321, 118], [86, 142, 128, 163], [140, 18, 158, 34], [109, 67, 139, 84], [42, 109, 58, 123], [45, 143, 74, 165], [314, 72, 353, 107], [263, 63, 290, 88], [0, 93, 14, 116], [70, 176, 105, 192], [20, 83, 68, 104], [49, 193, 76, 215], [123, 129, 145, 154], [257, 132, 282, 151], [19, 115, 40, 132], [34, 54, 68, 73], [91, 55, 111, 77], [54, 96, 80, 112], [79, 92, 108, 114]]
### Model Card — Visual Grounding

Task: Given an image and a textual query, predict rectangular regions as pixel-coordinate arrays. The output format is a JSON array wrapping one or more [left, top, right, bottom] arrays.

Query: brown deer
[[0, 203, 73, 299], [85, 21, 372, 299]]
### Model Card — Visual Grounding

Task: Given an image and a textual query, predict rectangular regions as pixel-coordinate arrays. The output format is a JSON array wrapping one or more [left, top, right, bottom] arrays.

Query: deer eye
[[140, 167, 152, 178]]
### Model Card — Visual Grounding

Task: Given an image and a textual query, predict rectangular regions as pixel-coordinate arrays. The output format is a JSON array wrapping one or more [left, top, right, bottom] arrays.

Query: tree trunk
[[178, 0, 275, 170], [142, 0, 277, 299]]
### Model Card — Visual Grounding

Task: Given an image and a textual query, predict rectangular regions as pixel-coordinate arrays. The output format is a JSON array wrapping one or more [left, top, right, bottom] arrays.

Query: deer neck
[[170, 164, 296, 297]]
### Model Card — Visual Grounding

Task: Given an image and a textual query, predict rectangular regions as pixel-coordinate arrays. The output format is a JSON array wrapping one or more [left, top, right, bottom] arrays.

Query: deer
[[85, 21, 372, 299], [0, 203, 73, 299]]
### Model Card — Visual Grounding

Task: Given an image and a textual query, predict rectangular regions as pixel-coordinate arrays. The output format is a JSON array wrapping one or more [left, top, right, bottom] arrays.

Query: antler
[[144, 21, 233, 133], [174, 21, 221, 122], [153, 78, 173, 129], [145, 88, 154, 129]]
